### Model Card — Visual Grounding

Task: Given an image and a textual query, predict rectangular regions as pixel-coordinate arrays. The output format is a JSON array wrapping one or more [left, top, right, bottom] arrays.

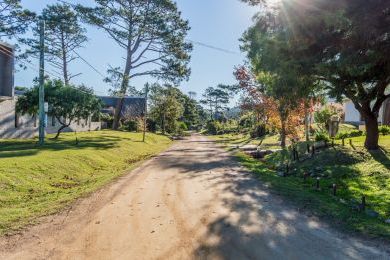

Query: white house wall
[[344, 101, 361, 124], [344, 99, 388, 125], [0, 98, 101, 139]]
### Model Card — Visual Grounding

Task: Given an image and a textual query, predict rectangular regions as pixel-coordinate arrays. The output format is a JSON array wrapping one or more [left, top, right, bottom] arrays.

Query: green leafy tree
[[181, 95, 200, 129], [23, 4, 87, 85], [16, 80, 102, 138], [77, 0, 192, 130], [242, 0, 390, 149], [0, 0, 35, 40], [149, 84, 184, 134], [239, 18, 316, 147]]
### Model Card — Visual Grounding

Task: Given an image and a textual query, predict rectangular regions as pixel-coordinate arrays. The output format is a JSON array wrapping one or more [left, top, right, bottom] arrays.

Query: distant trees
[[201, 85, 231, 120], [16, 80, 102, 138], [241, 0, 390, 150], [77, 0, 192, 130], [148, 83, 205, 134], [149, 84, 183, 134], [24, 4, 87, 85]]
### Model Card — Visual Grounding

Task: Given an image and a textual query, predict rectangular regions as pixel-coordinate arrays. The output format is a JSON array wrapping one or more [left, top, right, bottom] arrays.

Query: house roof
[[99, 96, 146, 118]]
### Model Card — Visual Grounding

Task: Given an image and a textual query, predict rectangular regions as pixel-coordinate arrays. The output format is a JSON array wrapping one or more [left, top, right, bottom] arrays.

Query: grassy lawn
[[213, 133, 281, 150], [211, 133, 390, 240], [0, 130, 172, 235]]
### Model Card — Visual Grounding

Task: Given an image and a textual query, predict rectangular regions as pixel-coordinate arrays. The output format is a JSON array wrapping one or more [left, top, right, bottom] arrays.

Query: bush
[[379, 125, 390, 136], [176, 121, 188, 136], [147, 118, 157, 133], [315, 132, 331, 142], [250, 124, 267, 138], [206, 121, 221, 135], [335, 130, 364, 140], [121, 119, 139, 132]]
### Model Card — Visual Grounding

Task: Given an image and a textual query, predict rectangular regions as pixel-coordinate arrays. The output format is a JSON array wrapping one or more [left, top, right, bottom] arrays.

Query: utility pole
[[38, 19, 45, 146], [142, 83, 149, 142]]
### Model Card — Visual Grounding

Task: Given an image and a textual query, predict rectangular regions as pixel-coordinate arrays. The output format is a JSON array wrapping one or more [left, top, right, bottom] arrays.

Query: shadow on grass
[[0, 135, 122, 158], [155, 137, 389, 258], [369, 148, 390, 170]]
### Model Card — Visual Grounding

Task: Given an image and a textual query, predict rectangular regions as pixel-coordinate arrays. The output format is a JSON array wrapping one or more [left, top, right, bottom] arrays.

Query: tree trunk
[[54, 124, 68, 139], [61, 31, 69, 86], [280, 120, 287, 148], [162, 113, 166, 134], [304, 104, 310, 142], [364, 114, 379, 150], [112, 97, 125, 130]]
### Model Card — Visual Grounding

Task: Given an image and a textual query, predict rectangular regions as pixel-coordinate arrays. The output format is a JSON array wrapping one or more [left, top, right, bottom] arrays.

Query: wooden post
[[38, 19, 45, 146], [316, 177, 320, 190], [142, 84, 149, 142], [361, 196, 366, 211], [303, 172, 309, 182], [332, 184, 337, 196]]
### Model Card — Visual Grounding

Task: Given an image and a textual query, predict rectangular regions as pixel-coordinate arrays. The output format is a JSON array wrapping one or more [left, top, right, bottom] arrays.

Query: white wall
[[344, 101, 361, 123], [0, 98, 101, 139]]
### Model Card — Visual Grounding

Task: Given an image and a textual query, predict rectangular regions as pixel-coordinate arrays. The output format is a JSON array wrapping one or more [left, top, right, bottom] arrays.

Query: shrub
[[250, 124, 267, 138], [206, 120, 221, 135], [335, 130, 364, 140], [379, 125, 390, 136], [176, 121, 188, 136], [315, 132, 330, 142], [121, 119, 139, 132], [147, 118, 157, 133]]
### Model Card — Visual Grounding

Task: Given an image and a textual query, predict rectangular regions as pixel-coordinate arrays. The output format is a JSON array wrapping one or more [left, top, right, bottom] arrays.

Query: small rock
[[276, 171, 285, 177], [365, 209, 379, 218], [384, 219, 390, 224], [95, 221, 101, 224]]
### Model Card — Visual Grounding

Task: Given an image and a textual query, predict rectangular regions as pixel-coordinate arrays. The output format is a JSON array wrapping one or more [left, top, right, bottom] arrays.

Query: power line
[[72, 50, 106, 78], [0, 48, 106, 95], [189, 40, 239, 55]]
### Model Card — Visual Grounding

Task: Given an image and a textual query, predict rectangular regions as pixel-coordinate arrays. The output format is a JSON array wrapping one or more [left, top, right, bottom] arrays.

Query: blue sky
[[16, 0, 258, 100]]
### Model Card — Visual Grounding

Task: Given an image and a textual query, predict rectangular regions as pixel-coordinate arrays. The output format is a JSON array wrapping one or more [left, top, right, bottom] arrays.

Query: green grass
[[211, 133, 390, 240], [0, 130, 172, 235], [212, 133, 282, 150]]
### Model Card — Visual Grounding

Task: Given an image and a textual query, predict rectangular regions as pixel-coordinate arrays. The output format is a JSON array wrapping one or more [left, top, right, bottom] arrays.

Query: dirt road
[[0, 135, 389, 260]]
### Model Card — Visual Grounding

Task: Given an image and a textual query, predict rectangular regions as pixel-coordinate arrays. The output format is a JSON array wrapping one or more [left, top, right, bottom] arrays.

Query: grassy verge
[[0, 130, 172, 235], [211, 133, 390, 240]]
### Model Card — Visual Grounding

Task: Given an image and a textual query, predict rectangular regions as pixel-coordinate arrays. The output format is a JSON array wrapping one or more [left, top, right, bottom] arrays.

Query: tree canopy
[[241, 0, 390, 149], [76, 0, 193, 129], [16, 80, 102, 138], [0, 0, 35, 40], [23, 4, 87, 85]]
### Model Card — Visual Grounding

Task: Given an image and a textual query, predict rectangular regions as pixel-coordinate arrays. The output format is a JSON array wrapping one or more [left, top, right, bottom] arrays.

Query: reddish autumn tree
[[235, 66, 307, 147]]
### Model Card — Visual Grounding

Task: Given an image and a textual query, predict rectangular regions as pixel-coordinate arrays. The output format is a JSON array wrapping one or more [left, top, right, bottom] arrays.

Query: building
[[99, 96, 146, 128], [344, 97, 390, 127], [100, 96, 145, 118], [0, 42, 101, 139]]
